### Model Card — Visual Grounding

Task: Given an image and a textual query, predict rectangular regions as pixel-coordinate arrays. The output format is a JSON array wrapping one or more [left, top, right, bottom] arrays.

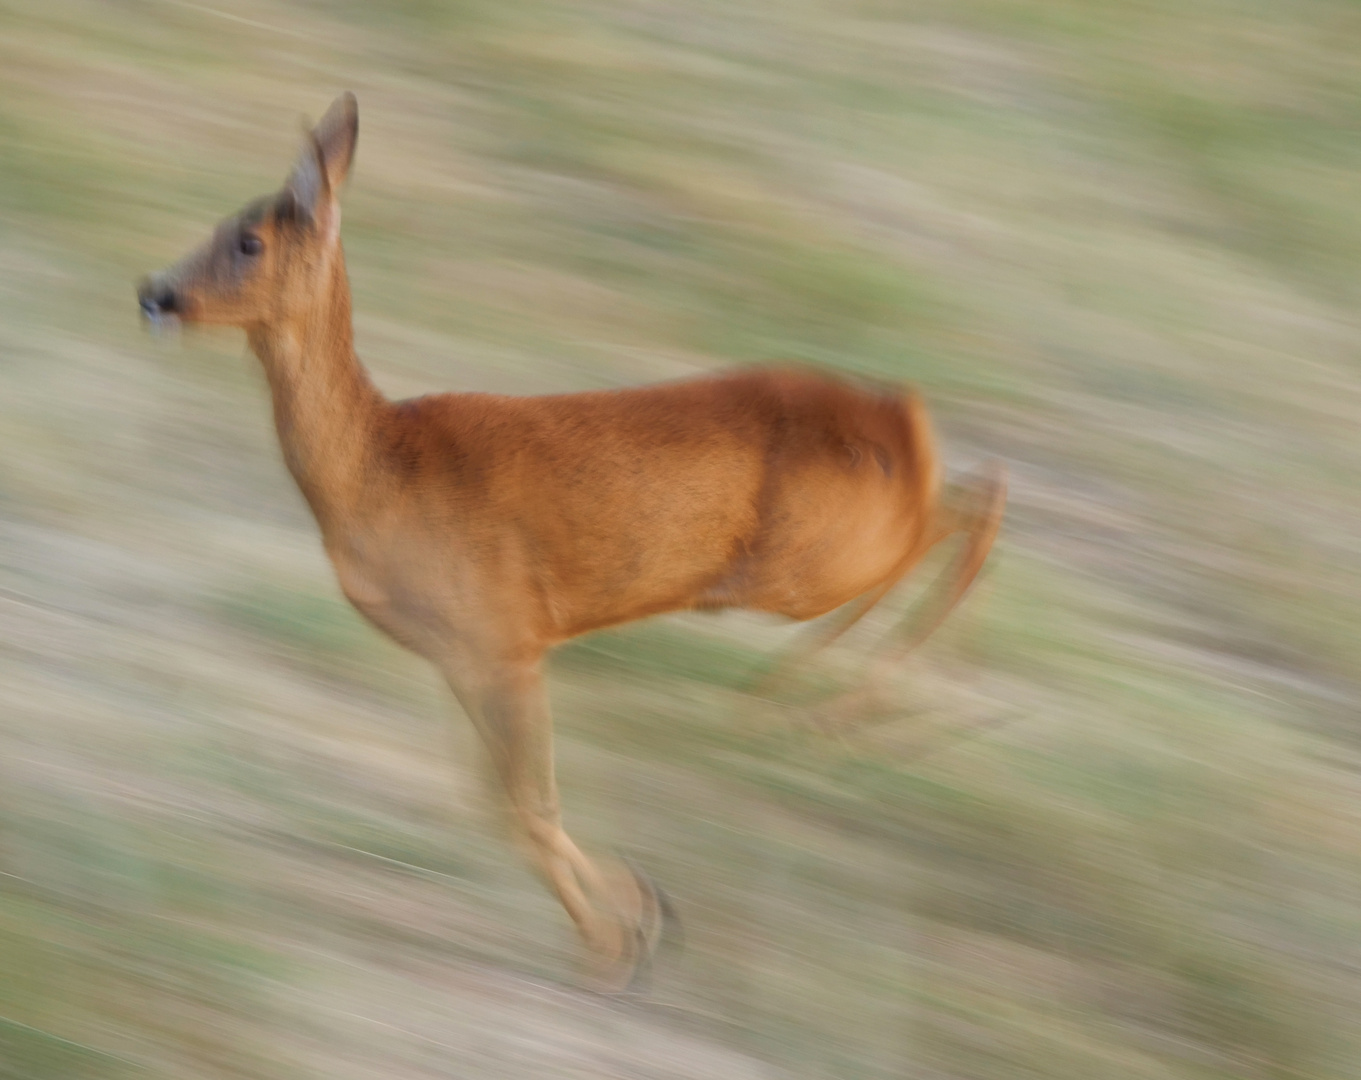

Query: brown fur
[[138, 93, 1005, 986]]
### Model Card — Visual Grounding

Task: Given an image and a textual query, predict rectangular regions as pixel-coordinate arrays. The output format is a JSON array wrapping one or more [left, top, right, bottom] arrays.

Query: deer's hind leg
[[811, 465, 1008, 734], [442, 652, 662, 990]]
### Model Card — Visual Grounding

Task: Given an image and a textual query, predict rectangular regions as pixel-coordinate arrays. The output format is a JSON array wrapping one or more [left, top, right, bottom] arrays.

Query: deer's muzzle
[[137, 276, 180, 332]]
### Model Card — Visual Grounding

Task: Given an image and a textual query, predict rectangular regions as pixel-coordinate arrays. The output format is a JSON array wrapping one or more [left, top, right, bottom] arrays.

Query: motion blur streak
[[1, 2, 1359, 1078]]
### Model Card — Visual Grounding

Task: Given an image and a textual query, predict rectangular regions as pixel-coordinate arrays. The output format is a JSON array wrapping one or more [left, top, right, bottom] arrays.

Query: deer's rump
[[384, 366, 938, 639]]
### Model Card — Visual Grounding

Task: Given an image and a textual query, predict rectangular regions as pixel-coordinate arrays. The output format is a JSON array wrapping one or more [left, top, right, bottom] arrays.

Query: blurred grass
[[1, 0, 1361, 1078]]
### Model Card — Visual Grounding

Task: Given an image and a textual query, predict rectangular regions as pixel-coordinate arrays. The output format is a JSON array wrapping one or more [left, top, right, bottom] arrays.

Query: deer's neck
[[247, 252, 387, 529]]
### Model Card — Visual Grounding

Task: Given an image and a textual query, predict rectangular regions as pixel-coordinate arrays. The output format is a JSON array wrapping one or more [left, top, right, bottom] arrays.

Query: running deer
[[138, 94, 1005, 989]]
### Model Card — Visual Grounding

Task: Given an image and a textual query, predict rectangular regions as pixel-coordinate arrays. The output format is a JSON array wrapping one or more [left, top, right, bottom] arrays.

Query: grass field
[[2, 1, 1361, 1077]]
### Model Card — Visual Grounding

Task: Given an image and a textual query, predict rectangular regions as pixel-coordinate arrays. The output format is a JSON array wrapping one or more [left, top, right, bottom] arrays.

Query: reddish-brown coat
[[360, 365, 936, 642]]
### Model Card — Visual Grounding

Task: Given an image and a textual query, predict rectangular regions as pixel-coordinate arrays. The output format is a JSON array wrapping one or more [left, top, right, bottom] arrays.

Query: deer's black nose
[[137, 278, 178, 318]]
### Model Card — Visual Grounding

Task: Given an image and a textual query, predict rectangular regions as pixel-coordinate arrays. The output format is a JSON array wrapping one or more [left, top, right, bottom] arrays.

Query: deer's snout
[[137, 276, 179, 325]]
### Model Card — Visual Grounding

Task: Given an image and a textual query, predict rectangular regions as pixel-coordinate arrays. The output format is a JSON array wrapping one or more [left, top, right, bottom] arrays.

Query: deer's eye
[[238, 233, 263, 257]]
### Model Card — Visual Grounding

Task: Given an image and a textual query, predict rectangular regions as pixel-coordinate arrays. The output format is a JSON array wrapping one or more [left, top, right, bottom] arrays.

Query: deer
[[137, 93, 1006, 991]]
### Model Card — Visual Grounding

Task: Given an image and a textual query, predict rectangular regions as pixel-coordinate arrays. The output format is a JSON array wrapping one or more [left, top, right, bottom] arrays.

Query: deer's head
[[138, 93, 358, 332]]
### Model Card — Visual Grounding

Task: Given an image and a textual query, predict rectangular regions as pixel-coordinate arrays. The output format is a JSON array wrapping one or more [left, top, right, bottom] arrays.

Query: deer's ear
[[284, 133, 338, 242], [312, 92, 358, 192]]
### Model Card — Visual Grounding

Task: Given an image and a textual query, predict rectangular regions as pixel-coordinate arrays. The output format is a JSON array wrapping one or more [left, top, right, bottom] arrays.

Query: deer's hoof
[[587, 859, 682, 996]]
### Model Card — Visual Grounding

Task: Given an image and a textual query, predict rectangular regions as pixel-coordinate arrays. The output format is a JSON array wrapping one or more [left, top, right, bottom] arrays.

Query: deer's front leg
[[445, 655, 661, 989]]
